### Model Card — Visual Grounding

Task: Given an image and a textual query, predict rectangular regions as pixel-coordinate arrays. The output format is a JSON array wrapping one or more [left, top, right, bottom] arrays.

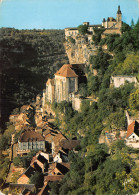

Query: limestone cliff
[[64, 36, 98, 65]]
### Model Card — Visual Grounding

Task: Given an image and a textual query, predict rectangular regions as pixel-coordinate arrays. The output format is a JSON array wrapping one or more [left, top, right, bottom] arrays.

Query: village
[[2, 62, 138, 194]]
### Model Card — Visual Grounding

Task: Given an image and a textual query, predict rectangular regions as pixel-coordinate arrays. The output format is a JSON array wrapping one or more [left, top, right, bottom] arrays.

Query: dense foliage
[[77, 24, 88, 35], [0, 28, 68, 129]]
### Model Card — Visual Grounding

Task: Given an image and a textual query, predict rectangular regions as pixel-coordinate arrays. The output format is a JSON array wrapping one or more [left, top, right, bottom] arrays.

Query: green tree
[[77, 24, 88, 35], [13, 157, 23, 167], [29, 171, 43, 188], [129, 88, 139, 111]]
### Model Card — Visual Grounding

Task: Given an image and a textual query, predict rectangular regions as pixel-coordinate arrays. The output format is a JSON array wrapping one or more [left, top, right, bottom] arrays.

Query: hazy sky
[[0, 0, 139, 29]]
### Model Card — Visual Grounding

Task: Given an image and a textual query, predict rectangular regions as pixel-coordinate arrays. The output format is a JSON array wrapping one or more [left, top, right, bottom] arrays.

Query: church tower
[[116, 5, 122, 28]]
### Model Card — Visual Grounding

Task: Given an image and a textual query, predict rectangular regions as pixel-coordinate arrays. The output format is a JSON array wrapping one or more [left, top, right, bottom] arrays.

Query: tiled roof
[[126, 121, 139, 138], [44, 175, 64, 182], [53, 133, 67, 144], [19, 130, 45, 142], [55, 64, 78, 78]]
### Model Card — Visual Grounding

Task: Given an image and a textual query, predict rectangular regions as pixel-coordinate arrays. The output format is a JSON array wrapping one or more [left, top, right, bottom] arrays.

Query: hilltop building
[[65, 6, 122, 41]]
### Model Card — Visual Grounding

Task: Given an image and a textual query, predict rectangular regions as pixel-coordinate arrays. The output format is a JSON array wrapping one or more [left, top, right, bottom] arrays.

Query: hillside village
[[0, 5, 139, 195]]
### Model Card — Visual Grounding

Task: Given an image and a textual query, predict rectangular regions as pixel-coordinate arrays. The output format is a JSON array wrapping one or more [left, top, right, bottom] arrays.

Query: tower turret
[[116, 5, 122, 28]]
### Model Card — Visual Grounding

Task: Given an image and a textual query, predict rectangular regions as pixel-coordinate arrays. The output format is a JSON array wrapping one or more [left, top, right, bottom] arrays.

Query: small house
[[126, 121, 139, 143]]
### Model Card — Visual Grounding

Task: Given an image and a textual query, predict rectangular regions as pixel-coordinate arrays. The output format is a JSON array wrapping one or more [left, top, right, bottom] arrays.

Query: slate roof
[[55, 64, 78, 78], [19, 130, 45, 142], [126, 120, 139, 138]]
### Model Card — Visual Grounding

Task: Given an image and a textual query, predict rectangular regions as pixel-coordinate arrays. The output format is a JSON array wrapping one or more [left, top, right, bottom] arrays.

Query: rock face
[[64, 36, 98, 65]]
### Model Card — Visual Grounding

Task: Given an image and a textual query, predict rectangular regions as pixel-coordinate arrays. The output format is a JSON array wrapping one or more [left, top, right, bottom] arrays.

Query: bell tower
[[116, 5, 122, 28]]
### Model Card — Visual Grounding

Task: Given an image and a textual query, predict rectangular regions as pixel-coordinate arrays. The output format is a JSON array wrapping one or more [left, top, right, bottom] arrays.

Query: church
[[44, 64, 85, 104], [65, 6, 122, 41]]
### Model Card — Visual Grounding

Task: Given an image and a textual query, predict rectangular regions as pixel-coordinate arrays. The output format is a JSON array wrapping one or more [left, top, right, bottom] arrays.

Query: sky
[[0, 0, 139, 29]]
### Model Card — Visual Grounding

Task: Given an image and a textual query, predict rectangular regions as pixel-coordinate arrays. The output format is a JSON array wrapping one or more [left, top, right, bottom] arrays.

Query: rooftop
[[55, 64, 78, 78], [126, 120, 139, 138], [44, 175, 64, 182], [19, 130, 45, 142]]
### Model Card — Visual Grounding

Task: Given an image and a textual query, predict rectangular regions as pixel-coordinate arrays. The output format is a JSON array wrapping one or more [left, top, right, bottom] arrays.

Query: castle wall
[[110, 76, 138, 88], [71, 95, 82, 111], [46, 84, 53, 103]]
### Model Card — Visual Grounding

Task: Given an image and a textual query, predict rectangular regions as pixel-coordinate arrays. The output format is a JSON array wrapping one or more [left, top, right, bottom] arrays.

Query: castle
[[65, 5, 122, 41]]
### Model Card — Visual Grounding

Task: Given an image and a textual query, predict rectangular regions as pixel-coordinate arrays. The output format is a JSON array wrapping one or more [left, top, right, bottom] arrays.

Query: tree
[[129, 88, 139, 111], [13, 157, 23, 167], [29, 171, 43, 188], [0, 135, 9, 151], [121, 22, 131, 33], [67, 36, 75, 44], [77, 25, 88, 35], [113, 52, 139, 75], [106, 111, 126, 131]]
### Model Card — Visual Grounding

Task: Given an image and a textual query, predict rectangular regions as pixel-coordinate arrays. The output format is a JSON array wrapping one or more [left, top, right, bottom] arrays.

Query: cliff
[[64, 36, 98, 65]]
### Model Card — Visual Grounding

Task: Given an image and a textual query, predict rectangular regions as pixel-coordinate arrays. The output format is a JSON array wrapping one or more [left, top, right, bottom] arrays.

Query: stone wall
[[110, 76, 138, 88], [125, 111, 139, 126]]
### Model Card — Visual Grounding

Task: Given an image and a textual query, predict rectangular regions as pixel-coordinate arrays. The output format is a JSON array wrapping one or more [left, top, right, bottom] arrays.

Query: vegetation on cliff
[[0, 28, 68, 129], [49, 21, 139, 194]]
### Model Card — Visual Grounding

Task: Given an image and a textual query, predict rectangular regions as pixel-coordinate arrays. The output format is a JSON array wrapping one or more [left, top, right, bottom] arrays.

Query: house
[[48, 162, 70, 176], [53, 162, 70, 175], [30, 151, 49, 173], [8, 184, 36, 195], [126, 121, 139, 143], [17, 166, 35, 184], [17, 130, 45, 156], [52, 133, 67, 154], [110, 75, 138, 88], [53, 150, 69, 163]]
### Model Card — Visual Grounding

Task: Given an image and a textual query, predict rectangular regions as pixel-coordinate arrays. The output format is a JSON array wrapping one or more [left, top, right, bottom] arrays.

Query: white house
[[126, 121, 139, 143]]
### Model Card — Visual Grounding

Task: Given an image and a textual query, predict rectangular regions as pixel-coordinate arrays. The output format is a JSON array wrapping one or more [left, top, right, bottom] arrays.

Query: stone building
[[45, 64, 84, 103], [126, 120, 139, 143], [110, 75, 138, 88], [43, 64, 86, 111], [17, 130, 45, 155], [65, 6, 122, 41], [54, 64, 78, 102], [102, 6, 122, 29]]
